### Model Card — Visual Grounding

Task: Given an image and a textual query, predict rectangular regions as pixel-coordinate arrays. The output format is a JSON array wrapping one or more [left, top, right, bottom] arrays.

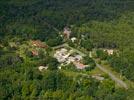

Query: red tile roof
[[73, 61, 87, 69], [32, 40, 48, 48]]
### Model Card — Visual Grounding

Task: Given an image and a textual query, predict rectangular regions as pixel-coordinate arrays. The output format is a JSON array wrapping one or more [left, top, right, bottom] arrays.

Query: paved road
[[53, 43, 67, 49], [95, 62, 128, 89], [67, 44, 86, 57]]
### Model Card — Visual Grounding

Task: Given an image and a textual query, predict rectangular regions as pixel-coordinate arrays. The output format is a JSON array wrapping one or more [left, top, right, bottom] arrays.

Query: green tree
[[47, 57, 59, 70]]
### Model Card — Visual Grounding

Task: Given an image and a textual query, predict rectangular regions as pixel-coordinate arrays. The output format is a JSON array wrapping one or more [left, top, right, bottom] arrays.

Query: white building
[[103, 49, 114, 55], [71, 37, 77, 43], [38, 66, 48, 71], [74, 55, 82, 61], [73, 62, 88, 70], [67, 56, 75, 64], [54, 48, 70, 63]]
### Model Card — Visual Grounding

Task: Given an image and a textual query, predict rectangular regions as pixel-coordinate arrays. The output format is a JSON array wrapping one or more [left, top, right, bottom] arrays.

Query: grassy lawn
[[61, 70, 80, 78], [88, 67, 105, 76], [61, 67, 105, 79], [8, 0, 41, 6]]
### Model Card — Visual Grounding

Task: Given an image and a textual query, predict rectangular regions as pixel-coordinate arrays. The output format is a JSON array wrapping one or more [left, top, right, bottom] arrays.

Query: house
[[54, 48, 70, 63], [63, 27, 71, 39], [103, 49, 114, 55], [32, 40, 48, 48], [73, 61, 88, 70], [38, 66, 48, 71], [67, 56, 75, 64], [66, 55, 82, 64], [71, 37, 77, 42]]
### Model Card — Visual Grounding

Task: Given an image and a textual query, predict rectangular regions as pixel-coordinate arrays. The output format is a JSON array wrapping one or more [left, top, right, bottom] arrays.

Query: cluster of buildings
[[54, 48, 88, 70]]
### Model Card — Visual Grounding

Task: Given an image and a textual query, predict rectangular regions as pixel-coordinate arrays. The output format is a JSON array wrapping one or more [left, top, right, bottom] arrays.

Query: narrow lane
[[95, 63, 128, 89]]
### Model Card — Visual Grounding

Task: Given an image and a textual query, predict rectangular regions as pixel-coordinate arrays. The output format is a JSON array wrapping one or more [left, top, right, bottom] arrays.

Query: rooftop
[[38, 66, 48, 71], [73, 61, 87, 70], [32, 40, 48, 48]]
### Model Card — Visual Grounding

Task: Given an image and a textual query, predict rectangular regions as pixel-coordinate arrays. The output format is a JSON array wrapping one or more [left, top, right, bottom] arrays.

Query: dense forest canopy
[[0, 0, 134, 99], [0, 0, 133, 41]]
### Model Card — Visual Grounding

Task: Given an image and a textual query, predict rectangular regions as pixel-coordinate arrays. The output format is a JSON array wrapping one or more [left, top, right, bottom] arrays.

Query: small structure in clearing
[[103, 49, 114, 55], [71, 37, 77, 43], [38, 66, 48, 71]]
